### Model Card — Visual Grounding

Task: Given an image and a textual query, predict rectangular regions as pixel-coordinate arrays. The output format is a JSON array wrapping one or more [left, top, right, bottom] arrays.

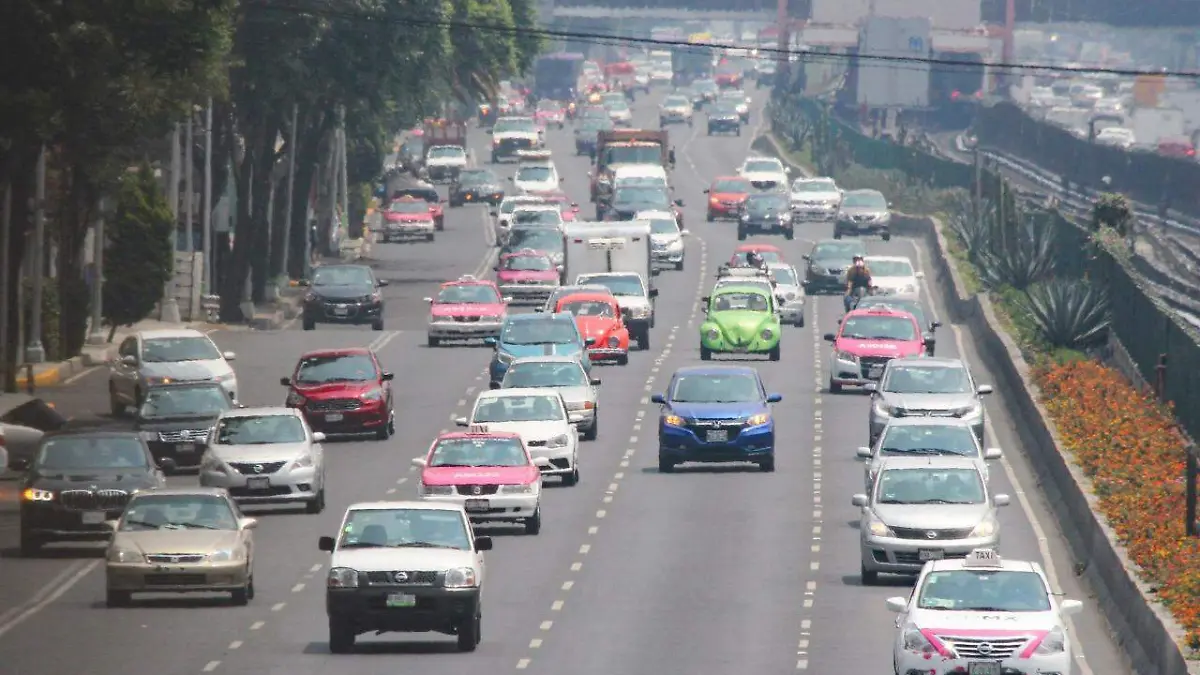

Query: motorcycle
[[845, 285, 879, 312]]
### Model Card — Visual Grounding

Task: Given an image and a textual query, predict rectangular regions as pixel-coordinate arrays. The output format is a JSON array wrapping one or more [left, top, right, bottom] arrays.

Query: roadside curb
[[756, 129, 1200, 674]]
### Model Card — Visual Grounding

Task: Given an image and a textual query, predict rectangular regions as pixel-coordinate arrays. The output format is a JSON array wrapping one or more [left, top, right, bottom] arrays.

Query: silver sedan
[[493, 356, 601, 441], [766, 262, 805, 327]]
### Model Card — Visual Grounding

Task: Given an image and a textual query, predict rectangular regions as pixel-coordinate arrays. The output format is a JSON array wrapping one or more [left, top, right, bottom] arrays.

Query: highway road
[[0, 91, 1130, 675]]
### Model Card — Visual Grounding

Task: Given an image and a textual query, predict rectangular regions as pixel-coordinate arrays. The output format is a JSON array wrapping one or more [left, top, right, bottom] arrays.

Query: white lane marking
[[229, 640, 243, 649], [579, 544, 591, 554], [0, 560, 99, 640], [517, 658, 531, 669], [203, 661, 221, 672], [551, 600, 564, 611], [291, 583, 305, 593], [540, 620, 553, 630], [0, 560, 89, 627], [309, 563, 322, 573], [271, 602, 286, 612], [250, 621, 265, 630], [530, 638, 543, 649], [561, 580, 574, 591]]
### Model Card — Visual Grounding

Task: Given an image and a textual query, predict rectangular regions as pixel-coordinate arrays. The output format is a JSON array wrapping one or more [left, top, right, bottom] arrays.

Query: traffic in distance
[[2, 28, 1113, 675]]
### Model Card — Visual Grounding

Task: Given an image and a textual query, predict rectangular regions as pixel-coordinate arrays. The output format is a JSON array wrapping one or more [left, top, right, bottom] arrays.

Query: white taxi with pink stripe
[[887, 549, 1083, 675]]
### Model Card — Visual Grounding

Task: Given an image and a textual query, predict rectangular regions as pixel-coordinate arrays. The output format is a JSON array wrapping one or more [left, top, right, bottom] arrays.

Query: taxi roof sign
[[963, 548, 1001, 568], [457, 274, 478, 281], [516, 149, 552, 160], [467, 424, 490, 434]]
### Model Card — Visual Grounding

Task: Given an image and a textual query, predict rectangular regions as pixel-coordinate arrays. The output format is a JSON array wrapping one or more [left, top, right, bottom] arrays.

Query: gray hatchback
[[865, 357, 992, 446]]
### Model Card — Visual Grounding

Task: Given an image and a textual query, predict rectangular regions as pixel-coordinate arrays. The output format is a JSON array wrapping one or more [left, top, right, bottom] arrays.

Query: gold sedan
[[105, 487, 257, 607]]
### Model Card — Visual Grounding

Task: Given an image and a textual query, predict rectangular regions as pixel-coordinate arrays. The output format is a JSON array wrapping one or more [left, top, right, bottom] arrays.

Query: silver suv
[[866, 357, 992, 446]]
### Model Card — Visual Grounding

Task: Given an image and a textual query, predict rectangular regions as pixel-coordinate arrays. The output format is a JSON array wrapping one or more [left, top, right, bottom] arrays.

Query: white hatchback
[[864, 255, 923, 300], [455, 388, 582, 486]]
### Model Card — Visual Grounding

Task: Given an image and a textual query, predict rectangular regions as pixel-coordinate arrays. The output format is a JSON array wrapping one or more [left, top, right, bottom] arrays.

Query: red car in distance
[[391, 186, 445, 230], [730, 243, 785, 267], [704, 176, 751, 222], [281, 348, 395, 439], [555, 292, 630, 365], [535, 100, 567, 129], [425, 276, 508, 347], [381, 196, 436, 243], [540, 191, 582, 222], [495, 249, 560, 306], [714, 60, 743, 88]]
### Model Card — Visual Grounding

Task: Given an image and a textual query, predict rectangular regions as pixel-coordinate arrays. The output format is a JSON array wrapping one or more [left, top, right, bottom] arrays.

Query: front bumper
[[792, 204, 838, 220], [862, 532, 999, 574], [428, 319, 504, 339], [804, 271, 845, 292], [145, 440, 210, 469], [425, 165, 463, 181], [452, 190, 503, 205], [869, 414, 984, 443], [660, 112, 690, 123], [586, 346, 627, 361], [829, 354, 894, 385], [299, 402, 389, 433], [707, 120, 740, 133], [199, 465, 321, 504], [835, 218, 890, 235], [707, 201, 742, 219], [895, 653, 1070, 675], [21, 503, 125, 541], [652, 246, 685, 265], [658, 422, 774, 462], [328, 587, 480, 635], [739, 218, 793, 234], [304, 300, 384, 324], [419, 492, 540, 521], [498, 283, 556, 306], [701, 332, 779, 355], [382, 223, 435, 240], [107, 559, 249, 593]]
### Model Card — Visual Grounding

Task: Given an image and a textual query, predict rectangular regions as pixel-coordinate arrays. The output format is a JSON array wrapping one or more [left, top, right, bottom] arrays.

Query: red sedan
[[704, 176, 751, 222], [281, 348, 394, 440]]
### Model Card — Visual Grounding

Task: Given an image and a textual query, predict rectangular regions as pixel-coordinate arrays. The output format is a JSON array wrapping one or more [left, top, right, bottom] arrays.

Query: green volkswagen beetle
[[699, 284, 782, 361]]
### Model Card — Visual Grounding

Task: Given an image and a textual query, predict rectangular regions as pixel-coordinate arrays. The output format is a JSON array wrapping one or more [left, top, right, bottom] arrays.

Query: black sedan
[[449, 169, 504, 207], [801, 239, 868, 294], [574, 117, 613, 156], [301, 264, 388, 331], [134, 382, 235, 472], [737, 192, 794, 240], [706, 103, 741, 136]]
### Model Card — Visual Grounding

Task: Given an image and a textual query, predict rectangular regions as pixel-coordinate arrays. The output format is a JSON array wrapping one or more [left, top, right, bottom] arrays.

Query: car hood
[[471, 420, 570, 441], [515, 179, 557, 189], [706, 310, 777, 342], [835, 337, 923, 358], [667, 401, 767, 421], [291, 381, 379, 399], [209, 441, 311, 463], [550, 385, 596, 405], [431, 303, 505, 318], [421, 465, 539, 486], [114, 529, 242, 555], [839, 207, 887, 217], [611, 295, 650, 310], [792, 191, 840, 203], [308, 285, 372, 300], [136, 414, 220, 432], [331, 547, 474, 572], [873, 502, 992, 530], [742, 171, 786, 182], [28, 469, 156, 487], [575, 316, 621, 340], [385, 212, 433, 222], [501, 342, 583, 359], [140, 361, 227, 382], [878, 392, 977, 411], [710, 192, 748, 203], [872, 276, 918, 290], [497, 270, 558, 283]]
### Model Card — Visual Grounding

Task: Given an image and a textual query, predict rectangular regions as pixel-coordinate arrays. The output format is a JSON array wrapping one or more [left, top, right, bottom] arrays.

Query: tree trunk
[[57, 165, 93, 360], [2, 151, 36, 392], [249, 115, 281, 302], [220, 107, 281, 319]]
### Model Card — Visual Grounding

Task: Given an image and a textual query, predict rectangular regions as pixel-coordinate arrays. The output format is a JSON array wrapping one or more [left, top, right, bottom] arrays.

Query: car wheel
[[375, 415, 392, 440], [302, 317, 316, 331], [795, 314, 805, 328], [636, 330, 650, 351], [561, 466, 579, 487], [706, 211, 714, 222], [735, 127, 741, 136], [372, 319, 384, 331], [737, 227, 747, 241], [700, 345, 712, 361], [427, 335, 440, 347], [134, 387, 145, 410], [829, 379, 843, 393], [425, 233, 435, 242], [658, 456, 675, 473], [525, 508, 542, 535], [617, 353, 629, 366], [674, 259, 684, 271], [457, 612, 481, 651], [833, 229, 843, 239], [231, 575, 252, 605], [881, 231, 891, 241], [861, 564, 879, 586], [583, 414, 598, 441], [759, 455, 775, 472], [768, 344, 781, 361], [105, 589, 131, 607], [109, 383, 125, 417], [784, 228, 794, 240], [306, 489, 326, 514], [328, 618, 356, 654]]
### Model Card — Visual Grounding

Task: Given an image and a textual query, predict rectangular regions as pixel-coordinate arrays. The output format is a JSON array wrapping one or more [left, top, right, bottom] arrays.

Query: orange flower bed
[[1036, 360, 1200, 649]]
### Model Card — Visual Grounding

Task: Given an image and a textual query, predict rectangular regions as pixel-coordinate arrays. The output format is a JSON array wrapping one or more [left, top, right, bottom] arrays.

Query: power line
[[241, 0, 1200, 79]]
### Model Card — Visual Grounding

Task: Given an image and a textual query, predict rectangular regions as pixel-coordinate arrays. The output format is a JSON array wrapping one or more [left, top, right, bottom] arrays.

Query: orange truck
[[589, 130, 675, 202]]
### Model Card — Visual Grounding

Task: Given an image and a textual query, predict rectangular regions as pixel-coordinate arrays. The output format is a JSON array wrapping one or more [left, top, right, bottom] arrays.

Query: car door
[[233, 499, 255, 563], [467, 512, 486, 584], [112, 336, 140, 401]]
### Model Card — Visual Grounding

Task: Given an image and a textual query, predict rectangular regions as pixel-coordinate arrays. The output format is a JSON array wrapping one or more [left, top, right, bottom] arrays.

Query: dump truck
[[588, 130, 674, 203]]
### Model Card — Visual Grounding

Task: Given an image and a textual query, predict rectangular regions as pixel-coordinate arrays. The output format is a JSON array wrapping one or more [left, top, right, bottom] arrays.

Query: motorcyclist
[[844, 254, 873, 313], [745, 251, 767, 270]]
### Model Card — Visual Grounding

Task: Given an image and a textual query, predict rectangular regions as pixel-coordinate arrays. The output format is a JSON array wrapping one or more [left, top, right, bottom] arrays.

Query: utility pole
[[87, 199, 107, 345], [305, 162, 317, 276], [25, 146, 46, 364], [185, 113, 197, 321], [203, 99, 214, 296], [339, 112, 350, 242], [0, 184, 11, 381], [282, 103, 298, 282], [327, 122, 338, 258], [162, 123, 182, 323]]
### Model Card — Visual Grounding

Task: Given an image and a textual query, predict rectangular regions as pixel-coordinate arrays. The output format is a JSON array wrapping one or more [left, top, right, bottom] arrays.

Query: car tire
[[759, 455, 775, 472], [700, 345, 712, 361], [328, 618, 356, 654], [302, 317, 316, 331], [881, 231, 891, 242], [562, 467, 579, 487], [658, 456, 675, 473], [829, 379, 842, 393], [231, 575, 254, 605], [833, 229, 843, 240], [784, 228, 794, 240], [457, 612, 481, 651], [525, 508, 542, 535], [425, 233, 435, 242], [735, 127, 741, 136], [636, 330, 650, 351], [583, 414, 598, 441], [372, 319, 385, 331], [674, 259, 684, 271], [306, 489, 326, 514], [737, 227, 747, 241], [769, 345, 781, 361], [706, 211, 714, 222], [861, 564, 878, 586], [617, 353, 629, 366], [105, 589, 131, 607], [109, 383, 124, 417], [427, 336, 440, 347], [795, 314, 805, 328]]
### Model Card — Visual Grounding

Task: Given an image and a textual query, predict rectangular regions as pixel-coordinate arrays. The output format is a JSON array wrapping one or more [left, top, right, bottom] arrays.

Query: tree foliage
[[103, 166, 176, 341]]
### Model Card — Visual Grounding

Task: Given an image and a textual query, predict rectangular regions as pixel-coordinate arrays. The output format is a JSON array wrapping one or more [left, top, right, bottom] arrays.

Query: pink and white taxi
[[424, 275, 509, 347], [823, 306, 926, 393], [412, 428, 549, 535], [495, 249, 560, 306]]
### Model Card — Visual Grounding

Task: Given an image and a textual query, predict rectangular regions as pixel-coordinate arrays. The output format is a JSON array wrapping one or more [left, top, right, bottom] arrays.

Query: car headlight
[[291, 454, 315, 469], [144, 376, 174, 386], [500, 483, 536, 494], [873, 400, 893, 417], [835, 350, 858, 362], [444, 567, 479, 588], [607, 336, 620, 348], [22, 488, 55, 502], [746, 413, 770, 426], [495, 352, 514, 365], [740, 214, 750, 221], [663, 414, 685, 427], [139, 430, 158, 442], [328, 567, 359, 588], [361, 387, 384, 401], [419, 483, 454, 496], [285, 390, 306, 407], [955, 402, 984, 419], [901, 625, 940, 655], [1034, 626, 1067, 654], [547, 434, 570, 448], [630, 305, 650, 318], [866, 515, 893, 537], [214, 371, 235, 383], [760, 329, 773, 340], [969, 518, 998, 538], [706, 328, 720, 341], [107, 548, 143, 563], [208, 548, 243, 562]]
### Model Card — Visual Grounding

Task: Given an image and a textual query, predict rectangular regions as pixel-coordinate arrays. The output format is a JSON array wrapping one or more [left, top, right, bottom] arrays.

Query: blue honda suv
[[652, 365, 781, 472], [487, 313, 593, 386]]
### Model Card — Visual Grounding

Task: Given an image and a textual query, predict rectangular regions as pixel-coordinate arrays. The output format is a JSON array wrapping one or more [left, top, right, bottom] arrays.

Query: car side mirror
[[455, 416, 469, 426], [650, 393, 665, 404], [977, 385, 994, 395], [851, 494, 869, 508], [785, 166, 792, 173], [239, 517, 258, 530], [766, 393, 782, 403], [822, 333, 836, 342], [492, 265, 499, 272], [158, 457, 178, 473], [381, 372, 394, 381], [489, 210, 498, 217], [223, 351, 237, 361], [885, 597, 907, 613], [1059, 599, 1084, 616], [486, 129, 494, 135], [914, 271, 925, 279], [412, 457, 427, 468], [377, 279, 389, 287], [507, 176, 514, 182], [279, 377, 291, 386], [122, 355, 138, 366], [533, 307, 544, 313], [993, 494, 1011, 507], [702, 188, 710, 194], [863, 382, 877, 393], [318, 535, 336, 552], [590, 376, 602, 385], [533, 457, 552, 468], [984, 447, 1002, 460], [856, 446, 872, 459], [312, 432, 326, 443], [649, 288, 659, 298], [475, 536, 493, 551], [9, 457, 29, 472], [802, 254, 810, 260], [680, 229, 690, 237], [105, 519, 120, 531], [887, 201, 894, 208]]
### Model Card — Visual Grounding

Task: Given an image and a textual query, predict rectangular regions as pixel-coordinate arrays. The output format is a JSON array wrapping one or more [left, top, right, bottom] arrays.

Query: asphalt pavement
[[0, 91, 1130, 675]]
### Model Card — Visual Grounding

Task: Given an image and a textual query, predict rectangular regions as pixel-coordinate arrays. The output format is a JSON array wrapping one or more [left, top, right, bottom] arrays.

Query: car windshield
[[607, 101, 630, 112], [794, 179, 836, 192], [743, 160, 781, 173], [142, 336, 221, 363], [876, 468, 986, 505], [812, 242, 865, 260], [513, 209, 562, 226], [695, 80, 718, 92], [215, 415, 307, 445], [473, 395, 564, 423], [746, 194, 789, 212], [917, 570, 1051, 612], [614, 187, 669, 206], [501, 198, 542, 214], [388, 200, 430, 214], [121, 494, 238, 531], [710, 291, 770, 312], [428, 437, 528, 467], [140, 386, 232, 418], [338, 508, 471, 550], [503, 362, 588, 388], [713, 179, 750, 193], [503, 254, 553, 272], [732, 249, 781, 264], [603, 146, 662, 165], [508, 228, 563, 252], [770, 267, 798, 285], [577, 274, 642, 296], [516, 166, 553, 182], [869, 259, 915, 276], [840, 316, 916, 341], [664, 96, 689, 107], [494, 118, 536, 133], [294, 353, 377, 384], [880, 425, 979, 458], [857, 298, 927, 326], [843, 192, 887, 208], [712, 103, 740, 116], [672, 373, 762, 403], [884, 365, 972, 394], [616, 176, 666, 189], [428, 146, 464, 159], [312, 266, 373, 287], [437, 284, 500, 304], [647, 218, 678, 234], [560, 299, 615, 317], [36, 436, 148, 470], [458, 170, 495, 185], [502, 318, 578, 345]]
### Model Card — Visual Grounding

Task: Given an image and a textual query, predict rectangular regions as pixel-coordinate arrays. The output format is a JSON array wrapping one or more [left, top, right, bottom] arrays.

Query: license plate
[[333, 306, 348, 316], [918, 549, 945, 561], [82, 511, 106, 525], [705, 430, 729, 442], [967, 662, 1001, 675], [325, 413, 344, 422], [386, 593, 417, 608], [247, 477, 270, 490], [868, 365, 884, 379], [464, 499, 490, 513], [177, 443, 196, 453]]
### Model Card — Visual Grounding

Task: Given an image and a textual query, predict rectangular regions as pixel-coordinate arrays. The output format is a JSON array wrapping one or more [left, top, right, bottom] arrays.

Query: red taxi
[[823, 306, 927, 392], [495, 249, 560, 306], [730, 243, 784, 266], [391, 186, 444, 230], [381, 196, 436, 242], [704, 176, 752, 221], [535, 100, 567, 129], [412, 428, 547, 534], [281, 348, 394, 439], [424, 275, 508, 347], [555, 292, 630, 365], [540, 191, 582, 222]]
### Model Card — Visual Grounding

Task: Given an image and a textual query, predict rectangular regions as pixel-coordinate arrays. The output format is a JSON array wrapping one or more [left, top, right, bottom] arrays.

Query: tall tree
[[103, 166, 176, 341]]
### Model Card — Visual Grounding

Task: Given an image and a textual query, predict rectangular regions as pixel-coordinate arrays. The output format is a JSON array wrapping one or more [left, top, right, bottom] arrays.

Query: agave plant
[[947, 204, 995, 263], [1018, 280, 1110, 349], [976, 215, 1059, 291]]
